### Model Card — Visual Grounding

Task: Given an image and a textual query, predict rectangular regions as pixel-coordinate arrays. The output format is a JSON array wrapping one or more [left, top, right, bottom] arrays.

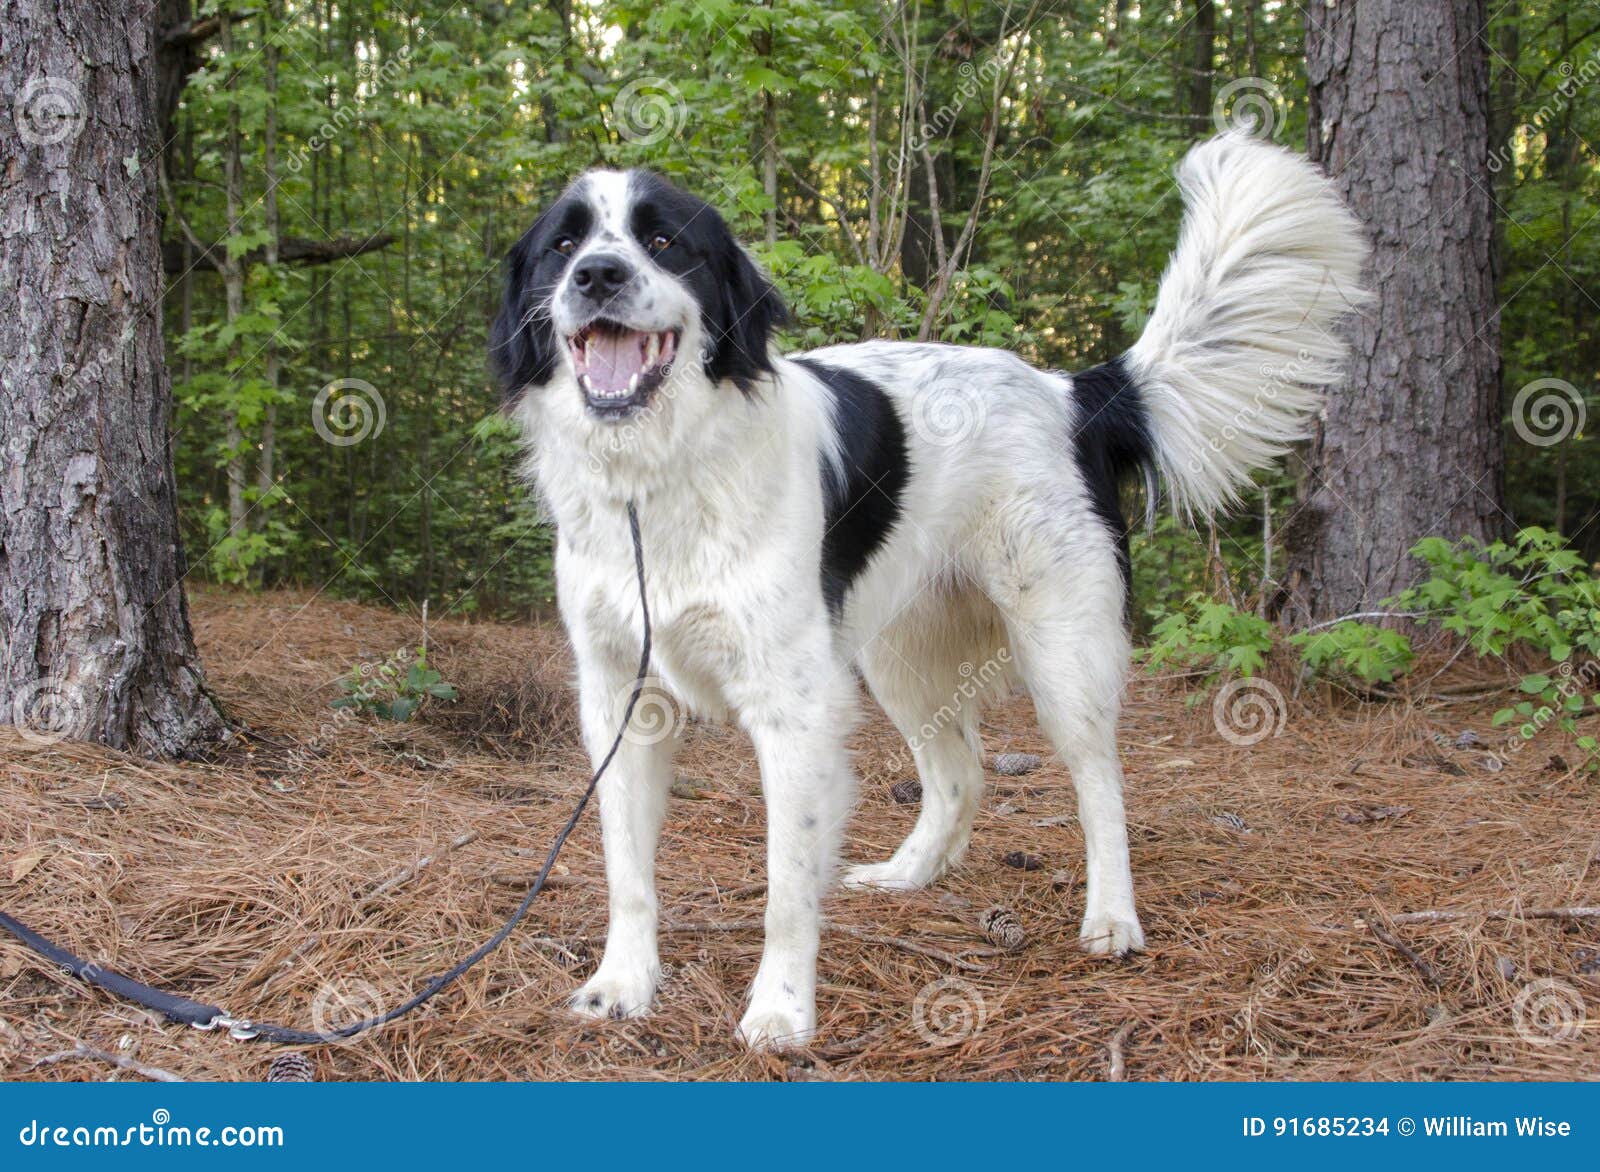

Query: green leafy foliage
[[1489, 666, 1600, 760], [1150, 526, 1600, 764], [159, 3, 1599, 630], [332, 646, 458, 724], [1142, 595, 1275, 684], [1291, 622, 1414, 685], [1395, 528, 1600, 662]]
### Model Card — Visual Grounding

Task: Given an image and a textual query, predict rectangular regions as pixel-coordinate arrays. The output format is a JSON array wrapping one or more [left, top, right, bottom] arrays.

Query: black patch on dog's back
[[794, 357, 909, 616], [1069, 355, 1154, 587]]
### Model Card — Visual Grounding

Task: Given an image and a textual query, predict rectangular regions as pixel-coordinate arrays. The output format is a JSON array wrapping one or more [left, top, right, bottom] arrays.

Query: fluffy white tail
[[1126, 132, 1369, 519]]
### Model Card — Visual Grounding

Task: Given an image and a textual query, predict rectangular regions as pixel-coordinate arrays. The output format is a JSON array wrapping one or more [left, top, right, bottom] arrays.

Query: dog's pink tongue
[[585, 330, 645, 394]]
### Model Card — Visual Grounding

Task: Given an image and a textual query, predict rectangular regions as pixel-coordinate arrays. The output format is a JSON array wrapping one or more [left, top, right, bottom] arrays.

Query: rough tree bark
[[0, 1, 226, 754], [1280, 0, 1503, 622]]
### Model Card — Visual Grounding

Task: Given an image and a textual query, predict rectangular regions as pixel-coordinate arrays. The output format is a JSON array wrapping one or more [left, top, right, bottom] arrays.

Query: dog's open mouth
[[568, 320, 680, 417]]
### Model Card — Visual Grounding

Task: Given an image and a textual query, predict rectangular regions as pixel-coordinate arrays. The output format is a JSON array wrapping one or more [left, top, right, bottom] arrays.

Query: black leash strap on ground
[[0, 503, 652, 1045]]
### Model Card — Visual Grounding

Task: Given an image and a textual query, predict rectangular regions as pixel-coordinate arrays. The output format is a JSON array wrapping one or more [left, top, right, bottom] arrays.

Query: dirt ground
[[2, 588, 1596, 1082]]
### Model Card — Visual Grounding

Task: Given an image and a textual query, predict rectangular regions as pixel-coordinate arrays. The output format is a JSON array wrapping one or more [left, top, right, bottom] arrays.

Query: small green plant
[[1291, 621, 1414, 685], [1393, 527, 1600, 662], [332, 646, 458, 722], [1490, 666, 1600, 757], [1143, 527, 1600, 765], [1142, 594, 1275, 684], [1394, 528, 1600, 761]]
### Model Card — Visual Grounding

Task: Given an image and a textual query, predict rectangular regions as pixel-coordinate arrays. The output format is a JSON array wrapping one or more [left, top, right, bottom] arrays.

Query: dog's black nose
[[570, 253, 632, 300]]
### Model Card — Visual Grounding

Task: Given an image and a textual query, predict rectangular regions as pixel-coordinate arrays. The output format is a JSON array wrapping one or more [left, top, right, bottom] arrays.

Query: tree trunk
[[0, 0, 225, 755], [219, 12, 249, 542], [256, 1, 281, 569], [754, 6, 779, 248], [1280, 0, 1502, 623], [1186, 0, 1217, 132]]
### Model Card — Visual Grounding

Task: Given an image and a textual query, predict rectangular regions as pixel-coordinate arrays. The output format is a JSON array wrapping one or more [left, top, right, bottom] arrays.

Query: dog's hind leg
[[987, 541, 1145, 955], [843, 615, 990, 891]]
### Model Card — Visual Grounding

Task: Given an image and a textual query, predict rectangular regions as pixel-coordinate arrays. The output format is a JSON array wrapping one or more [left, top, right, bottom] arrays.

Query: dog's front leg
[[738, 685, 856, 1050], [568, 647, 677, 1020]]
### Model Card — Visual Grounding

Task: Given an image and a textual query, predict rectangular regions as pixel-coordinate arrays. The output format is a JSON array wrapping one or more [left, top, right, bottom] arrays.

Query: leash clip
[[193, 1013, 259, 1041]]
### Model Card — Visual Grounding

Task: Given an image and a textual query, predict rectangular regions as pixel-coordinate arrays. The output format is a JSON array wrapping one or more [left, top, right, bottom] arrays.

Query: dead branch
[[1107, 1020, 1135, 1082], [31, 1044, 184, 1083], [161, 233, 398, 276], [1390, 906, 1600, 925], [359, 831, 478, 906], [1367, 919, 1443, 986], [162, 10, 260, 49]]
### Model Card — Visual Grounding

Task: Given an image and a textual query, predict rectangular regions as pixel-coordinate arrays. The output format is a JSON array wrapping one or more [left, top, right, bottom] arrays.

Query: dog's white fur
[[508, 135, 1367, 1049]]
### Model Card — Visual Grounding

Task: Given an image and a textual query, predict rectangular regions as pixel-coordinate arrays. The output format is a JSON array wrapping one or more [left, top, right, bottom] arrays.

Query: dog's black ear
[[704, 240, 788, 393], [489, 234, 560, 403]]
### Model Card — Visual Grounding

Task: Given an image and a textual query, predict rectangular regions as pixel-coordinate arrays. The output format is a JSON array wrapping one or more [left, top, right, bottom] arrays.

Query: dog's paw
[[842, 858, 940, 891], [1078, 912, 1145, 957], [737, 1003, 816, 1052], [569, 969, 657, 1020]]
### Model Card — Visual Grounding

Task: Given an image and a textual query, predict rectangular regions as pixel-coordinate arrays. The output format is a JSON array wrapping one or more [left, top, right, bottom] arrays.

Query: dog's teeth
[[645, 333, 660, 367], [627, 372, 640, 394], [580, 374, 594, 392]]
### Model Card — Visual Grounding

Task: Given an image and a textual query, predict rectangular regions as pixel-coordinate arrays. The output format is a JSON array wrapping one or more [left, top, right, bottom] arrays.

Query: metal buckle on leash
[[192, 1013, 260, 1041]]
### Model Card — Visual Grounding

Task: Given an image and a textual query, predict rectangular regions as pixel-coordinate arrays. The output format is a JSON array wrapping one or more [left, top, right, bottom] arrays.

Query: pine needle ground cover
[[1, 591, 1595, 1082]]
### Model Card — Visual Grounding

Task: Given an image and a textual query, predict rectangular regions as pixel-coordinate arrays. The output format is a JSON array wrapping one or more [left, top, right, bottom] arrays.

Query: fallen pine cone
[[992, 752, 1041, 776], [889, 778, 922, 805], [1001, 850, 1042, 871], [266, 1052, 315, 1082], [979, 905, 1026, 951]]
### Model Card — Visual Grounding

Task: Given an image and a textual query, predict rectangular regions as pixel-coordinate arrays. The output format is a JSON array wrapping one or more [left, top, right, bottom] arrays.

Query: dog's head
[[491, 170, 787, 426]]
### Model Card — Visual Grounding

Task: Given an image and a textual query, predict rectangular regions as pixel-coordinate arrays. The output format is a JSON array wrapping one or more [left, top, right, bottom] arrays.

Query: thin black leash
[[0, 502, 651, 1045]]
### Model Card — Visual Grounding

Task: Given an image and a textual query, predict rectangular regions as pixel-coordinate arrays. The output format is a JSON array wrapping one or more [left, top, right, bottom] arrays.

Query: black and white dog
[[491, 133, 1366, 1049]]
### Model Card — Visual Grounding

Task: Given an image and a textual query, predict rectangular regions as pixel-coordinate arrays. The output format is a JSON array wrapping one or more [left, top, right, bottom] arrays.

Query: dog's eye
[[554, 237, 576, 256], [648, 234, 671, 254]]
